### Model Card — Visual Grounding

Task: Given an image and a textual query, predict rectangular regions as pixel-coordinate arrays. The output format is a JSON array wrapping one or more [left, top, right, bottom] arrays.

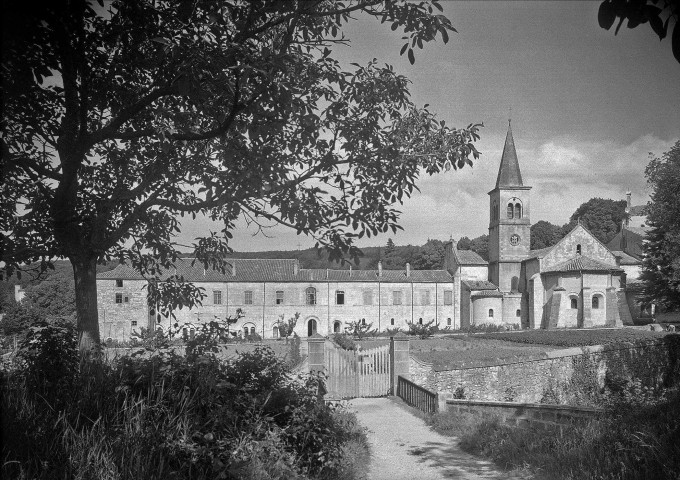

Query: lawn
[[471, 328, 668, 347]]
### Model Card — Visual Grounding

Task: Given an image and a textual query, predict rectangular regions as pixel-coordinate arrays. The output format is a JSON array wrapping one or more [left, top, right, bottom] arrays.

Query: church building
[[96, 123, 634, 341]]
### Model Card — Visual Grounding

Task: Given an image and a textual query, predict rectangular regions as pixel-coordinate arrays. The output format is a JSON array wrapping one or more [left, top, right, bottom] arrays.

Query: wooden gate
[[324, 342, 391, 399]]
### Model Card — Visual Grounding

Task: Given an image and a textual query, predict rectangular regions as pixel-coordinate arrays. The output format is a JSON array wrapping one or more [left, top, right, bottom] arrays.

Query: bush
[[406, 319, 439, 338], [332, 333, 357, 351], [1, 326, 368, 480]]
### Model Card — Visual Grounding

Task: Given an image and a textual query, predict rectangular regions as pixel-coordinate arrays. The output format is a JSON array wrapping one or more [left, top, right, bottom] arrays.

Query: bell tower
[[488, 121, 531, 292]]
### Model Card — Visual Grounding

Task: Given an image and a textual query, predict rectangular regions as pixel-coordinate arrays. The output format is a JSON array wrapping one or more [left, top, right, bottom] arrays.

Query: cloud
[[173, 134, 677, 251]]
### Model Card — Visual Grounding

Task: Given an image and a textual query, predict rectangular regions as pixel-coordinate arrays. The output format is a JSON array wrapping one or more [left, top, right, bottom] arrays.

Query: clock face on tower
[[510, 234, 520, 246]]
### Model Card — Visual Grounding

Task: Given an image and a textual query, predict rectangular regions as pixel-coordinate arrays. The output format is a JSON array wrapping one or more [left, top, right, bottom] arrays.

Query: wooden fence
[[397, 375, 438, 413], [325, 342, 391, 398]]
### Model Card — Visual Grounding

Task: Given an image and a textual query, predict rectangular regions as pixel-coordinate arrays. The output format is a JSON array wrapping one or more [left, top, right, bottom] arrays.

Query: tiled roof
[[626, 226, 649, 236], [97, 259, 453, 283], [462, 280, 498, 290], [455, 249, 488, 265], [470, 290, 504, 298], [495, 124, 524, 188], [526, 246, 553, 260], [543, 255, 622, 273], [611, 250, 641, 266]]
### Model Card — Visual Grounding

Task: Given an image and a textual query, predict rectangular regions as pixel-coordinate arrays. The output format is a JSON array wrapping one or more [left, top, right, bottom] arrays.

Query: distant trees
[[567, 198, 627, 245], [641, 140, 680, 311], [530, 220, 565, 250], [457, 235, 489, 261]]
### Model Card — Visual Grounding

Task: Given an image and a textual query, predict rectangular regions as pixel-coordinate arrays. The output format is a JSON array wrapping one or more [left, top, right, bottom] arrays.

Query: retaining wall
[[413, 336, 680, 406]]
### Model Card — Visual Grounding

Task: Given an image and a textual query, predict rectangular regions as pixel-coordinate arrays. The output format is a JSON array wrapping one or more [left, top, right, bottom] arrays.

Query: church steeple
[[495, 122, 523, 188]]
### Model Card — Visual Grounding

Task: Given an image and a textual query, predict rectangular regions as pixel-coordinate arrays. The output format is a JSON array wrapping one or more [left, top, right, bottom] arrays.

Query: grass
[[474, 328, 668, 347], [422, 389, 680, 480]]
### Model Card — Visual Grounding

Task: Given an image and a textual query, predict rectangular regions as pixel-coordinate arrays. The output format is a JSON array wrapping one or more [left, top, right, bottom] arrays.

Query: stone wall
[[444, 399, 602, 433], [413, 337, 680, 406]]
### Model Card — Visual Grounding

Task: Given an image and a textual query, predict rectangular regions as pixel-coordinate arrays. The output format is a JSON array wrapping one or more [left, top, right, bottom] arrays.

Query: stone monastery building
[[97, 124, 634, 342]]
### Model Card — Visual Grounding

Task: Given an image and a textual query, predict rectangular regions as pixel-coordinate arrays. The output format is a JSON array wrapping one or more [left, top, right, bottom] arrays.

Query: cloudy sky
[[181, 1, 679, 252]]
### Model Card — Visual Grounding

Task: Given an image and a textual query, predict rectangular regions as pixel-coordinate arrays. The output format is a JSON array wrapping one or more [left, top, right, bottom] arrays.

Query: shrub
[[332, 333, 357, 351], [406, 319, 439, 339], [345, 320, 376, 339]]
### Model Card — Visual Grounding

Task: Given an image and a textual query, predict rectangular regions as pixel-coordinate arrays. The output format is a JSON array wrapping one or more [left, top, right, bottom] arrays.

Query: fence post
[[307, 333, 326, 374], [390, 332, 410, 395]]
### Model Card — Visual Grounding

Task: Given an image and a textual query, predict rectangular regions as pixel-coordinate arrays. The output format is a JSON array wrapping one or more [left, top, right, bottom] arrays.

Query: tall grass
[[1, 321, 369, 480], [424, 390, 680, 480]]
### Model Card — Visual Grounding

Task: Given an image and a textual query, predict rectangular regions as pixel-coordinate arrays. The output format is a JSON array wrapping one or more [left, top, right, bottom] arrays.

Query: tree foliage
[[598, 0, 680, 64], [568, 198, 627, 244], [641, 140, 680, 311], [1, 0, 482, 349], [457, 234, 489, 261], [530, 220, 564, 250]]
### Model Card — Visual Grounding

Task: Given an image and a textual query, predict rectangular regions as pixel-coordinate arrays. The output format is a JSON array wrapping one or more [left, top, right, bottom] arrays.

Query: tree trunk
[[72, 256, 101, 351]]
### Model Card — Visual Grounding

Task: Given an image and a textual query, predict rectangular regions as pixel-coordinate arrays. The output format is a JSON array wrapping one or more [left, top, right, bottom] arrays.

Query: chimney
[[378, 261, 383, 277], [293, 261, 299, 276], [232, 262, 236, 276], [406, 263, 411, 278]]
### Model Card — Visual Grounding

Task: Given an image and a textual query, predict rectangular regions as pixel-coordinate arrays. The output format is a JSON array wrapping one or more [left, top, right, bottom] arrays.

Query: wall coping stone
[[446, 399, 604, 414]]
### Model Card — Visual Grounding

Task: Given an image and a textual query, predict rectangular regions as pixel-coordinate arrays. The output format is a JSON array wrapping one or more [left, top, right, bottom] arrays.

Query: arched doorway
[[307, 318, 318, 336]]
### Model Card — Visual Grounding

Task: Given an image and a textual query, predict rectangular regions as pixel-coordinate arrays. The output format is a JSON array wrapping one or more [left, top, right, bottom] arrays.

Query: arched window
[[592, 296, 600, 309], [250, 327, 256, 336], [516, 309, 521, 317], [571, 298, 578, 309], [418, 317, 423, 325], [273, 326, 279, 338], [307, 318, 318, 336], [390, 318, 395, 326], [333, 321, 342, 333], [361, 318, 366, 325], [576, 244, 582, 255], [306, 287, 316, 305], [488, 309, 494, 318], [447, 317, 452, 325], [507, 203, 514, 219], [514, 202, 522, 219]]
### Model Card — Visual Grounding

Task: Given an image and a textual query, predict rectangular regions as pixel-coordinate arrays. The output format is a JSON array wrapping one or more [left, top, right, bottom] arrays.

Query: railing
[[397, 375, 437, 413]]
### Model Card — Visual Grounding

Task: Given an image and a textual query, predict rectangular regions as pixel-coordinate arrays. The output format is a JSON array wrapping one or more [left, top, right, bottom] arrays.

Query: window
[[363, 290, 373, 305], [213, 290, 222, 304], [514, 202, 522, 219], [307, 319, 317, 336], [516, 309, 521, 317], [250, 327, 256, 335], [306, 287, 316, 305], [124, 295, 129, 303], [507, 203, 514, 219], [444, 290, 453, 305], [336, 290, 345, 305], [333, 321, 342, 333], [488, 308, 494, 318], [571, 298, 578, 309], [361, 318, 366, 325], [421, 290, 430, 305], [418, 317, 423, 324], [276, 290, 284, 305], [115, 293, 123, 304], [244, 290, 253, 304], [592, 296, 600, 309], [183, 327, 188, 339], [131, 320, 137, 327], [576, 244, 582, 255], [273, 326, 279, 338], [447, 317, 452, 326], [393, 290, 402, 305], [116, 279, 123, 287], [390, 318, 395, 326]]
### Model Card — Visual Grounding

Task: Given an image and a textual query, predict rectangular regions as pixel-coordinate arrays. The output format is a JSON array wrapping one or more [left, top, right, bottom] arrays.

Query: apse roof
[[542, 255, 622, 273]]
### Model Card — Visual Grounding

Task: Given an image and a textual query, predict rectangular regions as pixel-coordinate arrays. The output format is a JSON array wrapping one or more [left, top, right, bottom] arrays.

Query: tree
[[568, 198, 627, 244], [640, 140, 680, 311], [412, 238, 445, 269], [385, 238, 396, 256], [456, 236, 472, 250], [598, 0, 680, 64], [530, 220, 564, 250], [276, 312, 299, 343], [2, 1, 482, 350], [456, 234, 488, 260]]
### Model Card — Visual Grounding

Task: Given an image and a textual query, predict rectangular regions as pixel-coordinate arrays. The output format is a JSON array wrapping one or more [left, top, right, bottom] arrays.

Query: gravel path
[[349, 397, 529, 480]]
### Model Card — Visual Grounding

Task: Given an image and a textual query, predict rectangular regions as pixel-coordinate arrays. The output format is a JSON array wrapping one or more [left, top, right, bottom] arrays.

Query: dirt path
[[349, 397, 529, 480]]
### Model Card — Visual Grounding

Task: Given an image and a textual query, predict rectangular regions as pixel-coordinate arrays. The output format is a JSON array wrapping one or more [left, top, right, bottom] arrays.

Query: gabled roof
[[531, 223, 614, 266], [462, 280, 498, 290], [302, 268, 452, 283], [543, 255, 623, 273], [495, 123, 524, 188], [454, 249, 488, 265], [611, 250, 641, 266]]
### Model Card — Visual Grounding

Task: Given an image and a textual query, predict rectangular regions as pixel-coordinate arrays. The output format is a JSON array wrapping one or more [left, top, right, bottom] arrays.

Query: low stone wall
[[414, 336, 680, 406], [445, 399, 602, 433]]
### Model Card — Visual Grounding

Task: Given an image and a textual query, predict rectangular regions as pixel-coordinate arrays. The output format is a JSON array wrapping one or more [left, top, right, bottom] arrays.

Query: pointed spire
[[495, 121, 524, 188]]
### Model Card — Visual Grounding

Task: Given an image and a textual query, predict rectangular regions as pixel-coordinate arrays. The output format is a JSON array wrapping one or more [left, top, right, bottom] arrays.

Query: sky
[[180, 1, 680, 253]]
